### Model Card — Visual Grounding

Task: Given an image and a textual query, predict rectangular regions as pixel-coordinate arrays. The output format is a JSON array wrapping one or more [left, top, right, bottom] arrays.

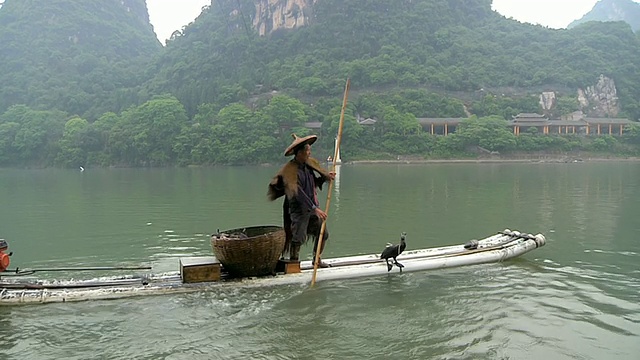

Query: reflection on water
[[4, 261, 639, 359], [331, 164, 341, 212], [1, 163, 640, 359], [333, 163, 341, 192]]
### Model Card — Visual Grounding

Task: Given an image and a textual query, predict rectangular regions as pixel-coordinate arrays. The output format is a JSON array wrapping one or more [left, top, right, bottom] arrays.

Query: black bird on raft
[[381, 232, 407, 272]]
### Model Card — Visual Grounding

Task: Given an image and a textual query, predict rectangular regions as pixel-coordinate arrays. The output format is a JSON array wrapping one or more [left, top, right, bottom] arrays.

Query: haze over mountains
[[0, 0, 639, 122], [0, 0, 161, 118], [0, 0, 639, 168], [569, 0, 640, 32]]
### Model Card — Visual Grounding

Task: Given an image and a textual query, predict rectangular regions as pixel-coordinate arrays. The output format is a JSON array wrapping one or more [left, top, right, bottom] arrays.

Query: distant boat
[[328, 137, 341, 165], [79, 166, 85, 172]]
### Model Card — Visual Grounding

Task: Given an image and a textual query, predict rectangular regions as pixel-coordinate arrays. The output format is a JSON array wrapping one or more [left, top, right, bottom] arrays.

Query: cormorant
[[381, 232, 407, 272]]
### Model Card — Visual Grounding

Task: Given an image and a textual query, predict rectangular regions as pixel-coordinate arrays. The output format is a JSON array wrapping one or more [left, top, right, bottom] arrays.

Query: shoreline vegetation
[[5, 154, 640, 170], [345, 154, 640, 165], [2, 98, 639, 169], [348, 157, 640, 165]]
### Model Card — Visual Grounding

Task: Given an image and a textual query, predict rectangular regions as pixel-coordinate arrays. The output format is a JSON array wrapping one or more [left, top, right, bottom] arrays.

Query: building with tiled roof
[[303, 113, 635, 137], [417, 118, 465, 135]]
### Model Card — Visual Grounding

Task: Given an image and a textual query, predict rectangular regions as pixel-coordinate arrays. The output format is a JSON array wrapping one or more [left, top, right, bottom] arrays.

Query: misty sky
[[145, 0, 627, 43], [146, 0, 211, 44]]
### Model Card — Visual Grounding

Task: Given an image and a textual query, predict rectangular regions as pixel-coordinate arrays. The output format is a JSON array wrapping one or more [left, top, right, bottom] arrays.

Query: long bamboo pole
[[310, 78, 350, 287], [3, 266, 152, 277]]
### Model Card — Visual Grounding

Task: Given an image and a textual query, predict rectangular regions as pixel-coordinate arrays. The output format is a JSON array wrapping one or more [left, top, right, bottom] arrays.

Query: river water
[[0, 162, 639, 359]]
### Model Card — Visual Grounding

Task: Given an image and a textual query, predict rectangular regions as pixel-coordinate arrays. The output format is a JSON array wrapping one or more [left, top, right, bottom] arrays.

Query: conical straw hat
[[284, 133, 317, 156]]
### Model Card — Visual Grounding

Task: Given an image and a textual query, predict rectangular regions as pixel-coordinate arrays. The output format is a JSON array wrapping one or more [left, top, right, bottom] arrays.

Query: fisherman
[[268, 134, 335, 267]]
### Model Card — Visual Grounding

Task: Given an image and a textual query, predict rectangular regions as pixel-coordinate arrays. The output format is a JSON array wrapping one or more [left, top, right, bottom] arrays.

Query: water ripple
[[3, 260, 639, 360]]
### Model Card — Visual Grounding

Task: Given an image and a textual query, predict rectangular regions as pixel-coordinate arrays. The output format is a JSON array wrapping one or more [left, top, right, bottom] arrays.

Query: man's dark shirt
[[290, 161, 318, 213]]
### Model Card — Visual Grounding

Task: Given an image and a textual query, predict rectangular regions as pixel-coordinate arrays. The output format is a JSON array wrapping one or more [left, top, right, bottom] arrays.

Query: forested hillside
[[0, 0, 639, 168], [0, 0, 161, 119], [150, 0, 640, 121]]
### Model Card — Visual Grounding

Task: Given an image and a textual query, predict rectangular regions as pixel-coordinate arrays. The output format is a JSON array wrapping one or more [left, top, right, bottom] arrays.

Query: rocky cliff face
[[540, 75, 620, 118], [251, 0, 315, 36], [577, 74, 620, 117], [539, 91, 556, 113]]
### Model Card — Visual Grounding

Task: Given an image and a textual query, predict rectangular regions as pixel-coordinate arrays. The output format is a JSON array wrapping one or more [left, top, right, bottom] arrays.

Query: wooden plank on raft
[[276, 259, 301, 274], [180, 257, 221, 283]]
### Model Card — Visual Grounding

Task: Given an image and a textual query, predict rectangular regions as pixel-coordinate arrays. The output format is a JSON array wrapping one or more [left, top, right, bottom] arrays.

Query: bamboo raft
[[0, 229, 545, 305]]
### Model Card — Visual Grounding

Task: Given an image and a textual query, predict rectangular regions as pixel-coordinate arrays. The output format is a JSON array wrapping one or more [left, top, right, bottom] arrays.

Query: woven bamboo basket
[[211, 225, 285, 277]]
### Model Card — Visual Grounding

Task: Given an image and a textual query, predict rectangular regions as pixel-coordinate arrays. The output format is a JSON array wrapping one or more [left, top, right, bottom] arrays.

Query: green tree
[[262, 95, 309, 134], [456, 116, 516, 152], [111, 96, 188, 166], [554, 96, 579, 118], [173, 123, 215, 166], [5, 107, 67, 165], [56, 116, 90, 167], [211, 103, 278, 164], [381, 106, 421, 136], [298, 77, 329, 96], [0, 122, 19, 165]]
